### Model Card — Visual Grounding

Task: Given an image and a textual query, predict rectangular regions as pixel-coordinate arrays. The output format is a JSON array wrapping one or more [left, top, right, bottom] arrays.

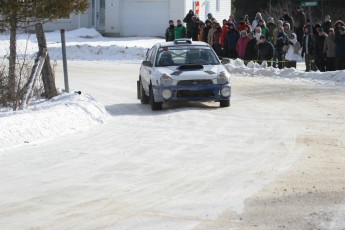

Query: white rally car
[[137, 39, 231, 110]]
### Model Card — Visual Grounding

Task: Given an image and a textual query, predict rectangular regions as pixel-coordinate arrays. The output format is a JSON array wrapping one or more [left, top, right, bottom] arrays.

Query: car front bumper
[[152, 84, 231, 102]]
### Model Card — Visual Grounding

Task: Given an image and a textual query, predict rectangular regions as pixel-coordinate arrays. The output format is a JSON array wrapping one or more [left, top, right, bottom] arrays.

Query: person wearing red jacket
[[220, 19, 229, 48], [236, 30, 250, 59], [236, 17, 248, 32]]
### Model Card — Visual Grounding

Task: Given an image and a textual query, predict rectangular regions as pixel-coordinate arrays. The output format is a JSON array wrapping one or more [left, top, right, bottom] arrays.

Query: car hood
[[154, 65, 226, 80]]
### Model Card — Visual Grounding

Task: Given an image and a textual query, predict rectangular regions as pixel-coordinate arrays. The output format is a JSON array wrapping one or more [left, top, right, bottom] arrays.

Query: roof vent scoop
[[178, 64, 204, 70], [174, 38, 192, 44]]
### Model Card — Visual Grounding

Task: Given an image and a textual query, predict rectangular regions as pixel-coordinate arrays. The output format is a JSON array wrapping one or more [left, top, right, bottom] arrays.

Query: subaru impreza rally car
[[137, 39, 231, 110]]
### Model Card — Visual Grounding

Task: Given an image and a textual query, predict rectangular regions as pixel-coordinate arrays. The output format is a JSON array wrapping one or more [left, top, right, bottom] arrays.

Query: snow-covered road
[[1, 62, 344, 229]]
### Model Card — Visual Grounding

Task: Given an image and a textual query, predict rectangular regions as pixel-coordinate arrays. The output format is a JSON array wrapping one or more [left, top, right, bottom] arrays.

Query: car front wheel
[[140, 80, 149, 104], [220, 99, 230, 107], [150, 85, 163, 110]]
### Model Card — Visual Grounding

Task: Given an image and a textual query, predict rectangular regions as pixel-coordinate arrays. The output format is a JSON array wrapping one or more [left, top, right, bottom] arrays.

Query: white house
[[43, 0, 231, 37]]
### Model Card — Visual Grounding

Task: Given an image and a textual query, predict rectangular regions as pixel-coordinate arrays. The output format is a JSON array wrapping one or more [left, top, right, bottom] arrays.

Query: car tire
[[220, 99, 230, 107], [150, 85, 163, 110], [140, 80, 149, 104]]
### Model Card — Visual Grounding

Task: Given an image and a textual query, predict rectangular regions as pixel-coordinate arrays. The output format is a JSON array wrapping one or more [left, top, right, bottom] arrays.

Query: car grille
[[177, 90, 215, 98], [177, 80, 213, 86]]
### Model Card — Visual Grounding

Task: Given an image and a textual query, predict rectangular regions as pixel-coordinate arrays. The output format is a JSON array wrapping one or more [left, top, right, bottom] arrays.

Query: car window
[[149, 47, 157, 64], [144, 49, 151, 61], [155, 46, 220, 67]]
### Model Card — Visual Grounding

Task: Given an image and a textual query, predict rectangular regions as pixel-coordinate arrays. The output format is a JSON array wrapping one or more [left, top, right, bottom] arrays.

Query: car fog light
[[162, 89, 172, 99], [221, 87, 231, 97]]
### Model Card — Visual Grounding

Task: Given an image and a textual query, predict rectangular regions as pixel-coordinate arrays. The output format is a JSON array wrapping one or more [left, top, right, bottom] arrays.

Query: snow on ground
[[1, 28, 345, 229], [0, 27, 345, 151]]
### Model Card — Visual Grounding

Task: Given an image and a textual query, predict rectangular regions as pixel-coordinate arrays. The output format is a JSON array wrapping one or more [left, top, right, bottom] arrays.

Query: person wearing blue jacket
[[224, 23, 240, 59]]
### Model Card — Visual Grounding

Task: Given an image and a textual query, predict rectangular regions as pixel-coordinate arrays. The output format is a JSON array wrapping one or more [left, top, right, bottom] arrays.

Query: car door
[[141, 47, 156, 92]]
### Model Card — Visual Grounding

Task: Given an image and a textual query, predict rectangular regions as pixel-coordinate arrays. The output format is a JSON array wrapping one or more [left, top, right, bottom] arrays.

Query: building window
[[216, 0, 220, 12]]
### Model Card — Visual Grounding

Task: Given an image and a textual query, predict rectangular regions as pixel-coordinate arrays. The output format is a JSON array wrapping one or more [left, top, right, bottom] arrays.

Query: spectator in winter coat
[[251, 12, 262, 32], [220, 19, 229, 48], [165, 20, 175, 42], [285, 33, 301, 68], [244, 32, 258, 63], [174, 20, 186, 39], [236, 17, 248, 32], [266, 17, 276, 43], [212, 23, 222, 55], [254, 26, 262, 44], [257, 35, 274, 66], [244, 24, 252, 33], [272, 20, 283, 45], [203, 20, 212, 43], [236, 30, 250, 59], [322, 15, 332, 33], [183, 10, 195, 38], [334, 26, 345, 70], [229, 15, 237, 28], [283, 22, 293, 38], [225, 23, 240, 59], [301, 25, 317, 72], [198, 21, 205, 42], [208, 21, 218, 47], [283, 9, 294, 31], [334, 20, 345, 34], [207, 13, 216, 23], [191, 16, 200, 41], [314, 29, 328, 72], [294, 6, 306, 44], [323, 28, 337, 71], [274, 26, 288, 69], [256, 19, 269, 38]]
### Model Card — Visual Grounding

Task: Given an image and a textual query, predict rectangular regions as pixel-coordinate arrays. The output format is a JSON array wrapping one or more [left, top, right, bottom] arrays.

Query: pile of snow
[[0, 92, 109, 151], [225, 59, 345, 85]]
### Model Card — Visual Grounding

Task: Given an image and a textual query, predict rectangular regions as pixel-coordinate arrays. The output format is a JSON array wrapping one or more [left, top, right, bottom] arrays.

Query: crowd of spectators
[[165, 8, 345, 71]]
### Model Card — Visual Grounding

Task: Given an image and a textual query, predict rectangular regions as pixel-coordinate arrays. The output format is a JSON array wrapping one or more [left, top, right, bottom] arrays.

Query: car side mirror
[[142, 60, 153, 67], [221, 58, 230, 65]]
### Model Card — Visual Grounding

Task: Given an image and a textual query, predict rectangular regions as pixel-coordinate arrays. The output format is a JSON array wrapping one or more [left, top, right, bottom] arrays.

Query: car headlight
[[217, 72, 229, 84], [160, 74, 173, 86]]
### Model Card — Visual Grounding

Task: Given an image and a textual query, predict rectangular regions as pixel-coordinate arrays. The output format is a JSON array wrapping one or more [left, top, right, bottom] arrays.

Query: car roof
[[156, 39, 211, 49]]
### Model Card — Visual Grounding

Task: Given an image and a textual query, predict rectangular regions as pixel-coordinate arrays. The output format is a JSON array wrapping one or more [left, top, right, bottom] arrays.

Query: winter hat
[[267, 17, 274, 23], [315, 23, 322, 29], [283, 22, 291, 30], [289, 33, 296, 39], [328, 28, 334, 33], [278, 26, 284, 31], [259, 35, 266, 39], [169, 20, 174, 23]]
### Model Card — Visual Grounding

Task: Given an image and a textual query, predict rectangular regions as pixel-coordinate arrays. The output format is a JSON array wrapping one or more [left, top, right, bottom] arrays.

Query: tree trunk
[[8, 14, 17, 107], [35, 23, 57, 98]]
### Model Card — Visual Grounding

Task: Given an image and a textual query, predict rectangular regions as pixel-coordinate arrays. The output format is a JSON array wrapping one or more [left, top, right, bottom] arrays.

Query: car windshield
[[155, 46, 220, 67]]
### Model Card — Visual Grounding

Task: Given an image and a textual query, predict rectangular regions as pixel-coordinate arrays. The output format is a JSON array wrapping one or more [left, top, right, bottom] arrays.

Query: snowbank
[[0, 92, 109, 151]]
